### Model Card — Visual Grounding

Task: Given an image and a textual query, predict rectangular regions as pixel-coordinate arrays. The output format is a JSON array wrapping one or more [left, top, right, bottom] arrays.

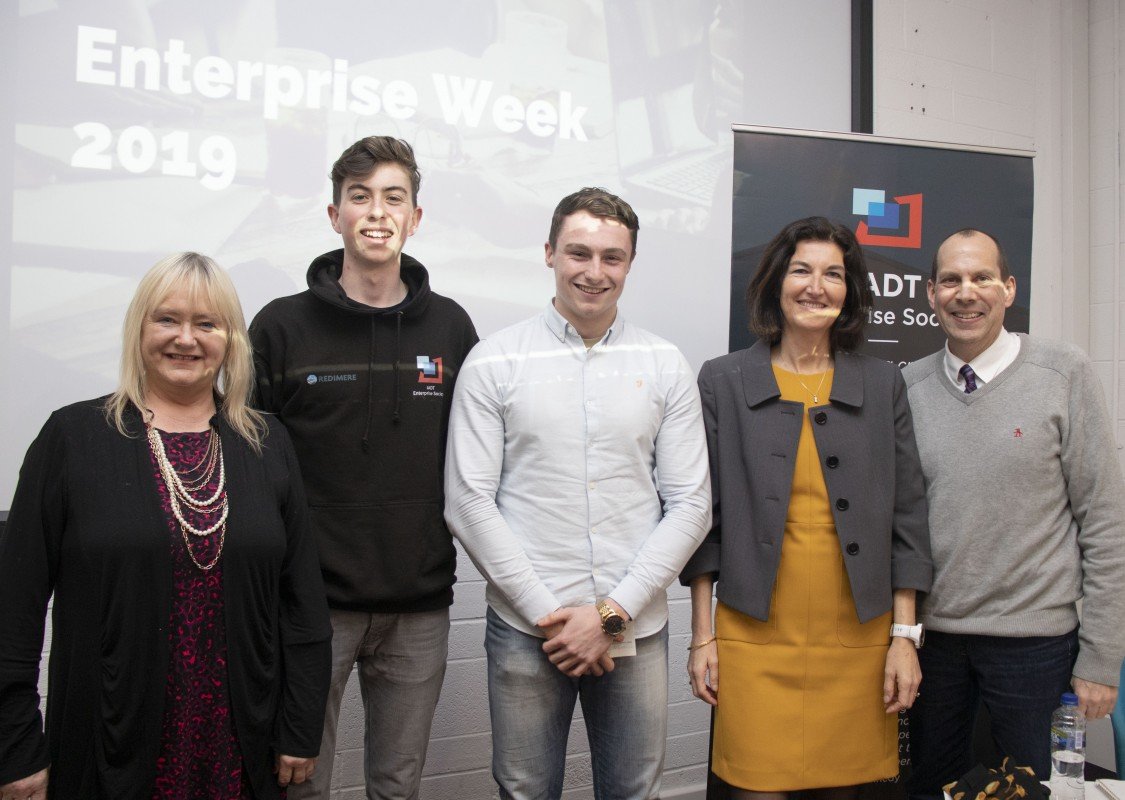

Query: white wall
[[875, 0, 1123, 774], [1087, 0, 1125, 485]]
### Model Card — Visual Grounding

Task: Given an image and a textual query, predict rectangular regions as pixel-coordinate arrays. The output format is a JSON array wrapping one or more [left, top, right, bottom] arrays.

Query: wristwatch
[[596, 600, 627, 636], [890, 622, 925, 648]]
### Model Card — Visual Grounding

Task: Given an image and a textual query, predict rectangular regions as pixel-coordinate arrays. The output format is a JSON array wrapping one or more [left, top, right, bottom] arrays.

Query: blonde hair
[[105, 252, 266, 452]]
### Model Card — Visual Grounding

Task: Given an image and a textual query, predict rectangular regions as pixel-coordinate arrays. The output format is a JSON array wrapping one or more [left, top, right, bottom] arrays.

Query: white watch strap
[[890, 622, 923, 647]]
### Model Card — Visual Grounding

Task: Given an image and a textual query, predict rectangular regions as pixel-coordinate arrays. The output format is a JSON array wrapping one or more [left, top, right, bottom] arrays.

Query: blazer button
[[846, 541, 860, 555], [826, 455, 839, 468], [836, 498, 849, 511], [814, 411, 828, 425]]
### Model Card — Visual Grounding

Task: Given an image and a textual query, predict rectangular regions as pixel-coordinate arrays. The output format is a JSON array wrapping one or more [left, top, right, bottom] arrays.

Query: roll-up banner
[[729, 125, 1034, 365]]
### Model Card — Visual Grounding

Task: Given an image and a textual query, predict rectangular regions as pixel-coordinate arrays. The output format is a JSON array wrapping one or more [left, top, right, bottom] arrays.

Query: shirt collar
[[544, 299, 621, 344], [943, 328, 1021, 386]]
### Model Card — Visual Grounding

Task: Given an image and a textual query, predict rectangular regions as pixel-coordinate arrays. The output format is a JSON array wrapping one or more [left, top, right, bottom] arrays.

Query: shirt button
[[588, 481, 596, 490], [591, 528, 597, 535], [836, 498, 849, 511], [826, 455, 839, 468], [814, 411, 828, 425], [846, 541, 860, 555]]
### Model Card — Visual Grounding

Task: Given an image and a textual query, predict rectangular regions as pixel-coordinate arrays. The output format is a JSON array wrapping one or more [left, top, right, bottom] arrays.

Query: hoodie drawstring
[[359, 310, 405, 451], [392, 311, 403, 425], [361, 315, 376, 452]]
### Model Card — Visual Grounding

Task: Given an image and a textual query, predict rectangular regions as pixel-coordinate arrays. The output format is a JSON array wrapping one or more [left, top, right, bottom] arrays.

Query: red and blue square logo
[[417, 355, 443, 384], [852, 187, 923, 248]]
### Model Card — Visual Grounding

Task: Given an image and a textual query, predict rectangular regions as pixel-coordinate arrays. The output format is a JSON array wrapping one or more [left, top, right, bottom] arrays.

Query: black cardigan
[[0, 399, 331, 799]]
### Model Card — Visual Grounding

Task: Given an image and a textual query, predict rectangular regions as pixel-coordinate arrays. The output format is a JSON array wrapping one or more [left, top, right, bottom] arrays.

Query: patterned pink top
[[148, 430, 252, 800]]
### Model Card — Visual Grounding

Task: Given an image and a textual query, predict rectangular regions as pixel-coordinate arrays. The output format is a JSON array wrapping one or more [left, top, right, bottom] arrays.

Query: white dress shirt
[[942, 328, 1021, 389], [444, 301, 712, 638]]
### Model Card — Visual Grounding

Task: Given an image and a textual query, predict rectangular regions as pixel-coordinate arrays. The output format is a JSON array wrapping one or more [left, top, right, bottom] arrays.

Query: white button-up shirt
[[942, 327, 1021, 389], [444, 302, 712, 638]]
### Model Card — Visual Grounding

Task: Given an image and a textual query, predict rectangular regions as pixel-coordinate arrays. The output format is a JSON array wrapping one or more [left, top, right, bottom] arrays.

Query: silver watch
[[890, 622, 924, 648]]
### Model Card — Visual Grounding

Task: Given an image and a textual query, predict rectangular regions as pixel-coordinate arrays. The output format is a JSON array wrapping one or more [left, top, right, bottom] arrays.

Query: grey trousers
[[289, 607, 450, 800]]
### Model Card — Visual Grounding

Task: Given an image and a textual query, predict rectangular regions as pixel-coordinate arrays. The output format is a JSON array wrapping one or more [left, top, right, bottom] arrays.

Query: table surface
[[1093, 779, 1125, 800]]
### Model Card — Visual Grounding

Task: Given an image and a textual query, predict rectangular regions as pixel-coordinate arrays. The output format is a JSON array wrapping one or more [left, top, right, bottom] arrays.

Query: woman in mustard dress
[[680, 217, 932, 798]]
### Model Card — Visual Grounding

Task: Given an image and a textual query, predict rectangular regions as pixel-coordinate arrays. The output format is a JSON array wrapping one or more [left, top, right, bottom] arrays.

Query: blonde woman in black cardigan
[[0, 253, 331, 800]]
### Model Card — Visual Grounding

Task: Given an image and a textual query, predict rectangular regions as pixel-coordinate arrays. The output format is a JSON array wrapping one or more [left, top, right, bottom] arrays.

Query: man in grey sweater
[[903, 229, 1125, 798]]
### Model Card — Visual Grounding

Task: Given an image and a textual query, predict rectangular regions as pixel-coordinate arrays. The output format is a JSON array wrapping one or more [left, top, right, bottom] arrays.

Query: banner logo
[[417, 356, 444, 384], [852, 188, 923, 248]]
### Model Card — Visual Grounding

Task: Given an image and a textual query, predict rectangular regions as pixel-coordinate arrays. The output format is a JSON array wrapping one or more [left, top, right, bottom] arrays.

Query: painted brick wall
[[876, 0, 1037, 149], [1086, 1, 1125, 768], [1086, 0, 1125, 482]]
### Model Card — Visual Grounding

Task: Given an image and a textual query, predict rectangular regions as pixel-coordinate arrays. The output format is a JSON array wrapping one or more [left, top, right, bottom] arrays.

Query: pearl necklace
[[147, 425, 229, 571]]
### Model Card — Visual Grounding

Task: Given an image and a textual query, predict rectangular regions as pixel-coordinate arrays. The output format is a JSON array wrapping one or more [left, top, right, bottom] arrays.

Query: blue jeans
[[485, 608, 669, 800], [907, 629, 1078, 800]]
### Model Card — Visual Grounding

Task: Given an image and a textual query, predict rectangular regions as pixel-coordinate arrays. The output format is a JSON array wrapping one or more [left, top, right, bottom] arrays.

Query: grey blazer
[[680, 340, 932, 623]]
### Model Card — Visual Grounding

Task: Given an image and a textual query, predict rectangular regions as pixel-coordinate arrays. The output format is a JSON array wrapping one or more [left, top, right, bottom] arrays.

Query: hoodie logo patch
[[306, 372, 357, 385], [417, 356, 443, 385]]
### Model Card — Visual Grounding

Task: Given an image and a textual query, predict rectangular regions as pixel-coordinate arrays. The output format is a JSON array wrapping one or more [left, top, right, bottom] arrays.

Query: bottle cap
[[1061, 692, 1079, 705]]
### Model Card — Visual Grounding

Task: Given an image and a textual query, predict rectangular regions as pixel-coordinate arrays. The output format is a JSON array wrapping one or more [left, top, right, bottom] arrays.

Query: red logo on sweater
[[417, 356, 443, 384], [1014, 428, 1023, 438]]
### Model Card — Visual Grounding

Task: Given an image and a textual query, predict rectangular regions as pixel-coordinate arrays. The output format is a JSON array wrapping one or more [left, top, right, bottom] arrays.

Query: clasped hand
[[537, 605, 620, 678]]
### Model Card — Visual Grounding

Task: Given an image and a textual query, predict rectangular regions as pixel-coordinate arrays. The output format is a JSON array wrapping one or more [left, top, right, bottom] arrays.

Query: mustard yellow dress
[[711, 366, 897, 791]]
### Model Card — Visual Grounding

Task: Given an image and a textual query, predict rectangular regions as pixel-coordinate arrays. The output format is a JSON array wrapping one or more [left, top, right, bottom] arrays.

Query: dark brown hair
[[330, 136, 421, 206], [745, 216, 873, 352], [548, 187, 639, 255], [930, 228, 1010, 282]]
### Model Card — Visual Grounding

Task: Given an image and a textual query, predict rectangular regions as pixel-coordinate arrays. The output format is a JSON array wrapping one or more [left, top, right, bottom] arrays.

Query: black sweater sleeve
[[0, 413, 67, 785], [269, 423, 332, 757]]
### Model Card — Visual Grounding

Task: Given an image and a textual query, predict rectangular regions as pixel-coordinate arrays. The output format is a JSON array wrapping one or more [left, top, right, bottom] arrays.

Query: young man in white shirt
[[445, 187, 712, 800]]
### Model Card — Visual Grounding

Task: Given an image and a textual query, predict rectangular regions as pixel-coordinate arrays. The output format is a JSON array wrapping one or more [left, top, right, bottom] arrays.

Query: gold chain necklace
[[147, 425, 229, 571], [168, 431, 220, 493], [796, 369, 830, 404]]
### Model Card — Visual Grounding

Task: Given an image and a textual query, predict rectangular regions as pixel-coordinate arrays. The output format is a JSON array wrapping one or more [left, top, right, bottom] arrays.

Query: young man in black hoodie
[[250, 137, 478, 800]]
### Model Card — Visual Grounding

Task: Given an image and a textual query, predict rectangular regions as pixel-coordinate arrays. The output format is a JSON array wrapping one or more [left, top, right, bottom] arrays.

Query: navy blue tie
[[959, 364, 978, 394]]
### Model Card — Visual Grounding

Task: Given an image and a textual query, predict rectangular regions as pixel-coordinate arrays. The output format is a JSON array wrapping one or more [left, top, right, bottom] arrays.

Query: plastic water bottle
[[1049, 692, 1085, 800]]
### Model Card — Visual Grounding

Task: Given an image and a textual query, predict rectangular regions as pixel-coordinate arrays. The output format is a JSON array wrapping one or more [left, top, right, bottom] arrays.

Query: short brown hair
[[548, 187, 639, 255], [330, 136, 421, 206], [745, 216, 873, 353], [930, 228, 1010, 282]]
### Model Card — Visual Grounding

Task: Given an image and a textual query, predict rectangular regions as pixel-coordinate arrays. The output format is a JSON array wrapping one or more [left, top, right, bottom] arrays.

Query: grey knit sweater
[[903, 334, 1125, 685]]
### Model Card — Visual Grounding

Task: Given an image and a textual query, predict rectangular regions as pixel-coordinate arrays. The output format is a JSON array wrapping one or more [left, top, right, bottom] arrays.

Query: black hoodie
[[249, 250, 478, 612]]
